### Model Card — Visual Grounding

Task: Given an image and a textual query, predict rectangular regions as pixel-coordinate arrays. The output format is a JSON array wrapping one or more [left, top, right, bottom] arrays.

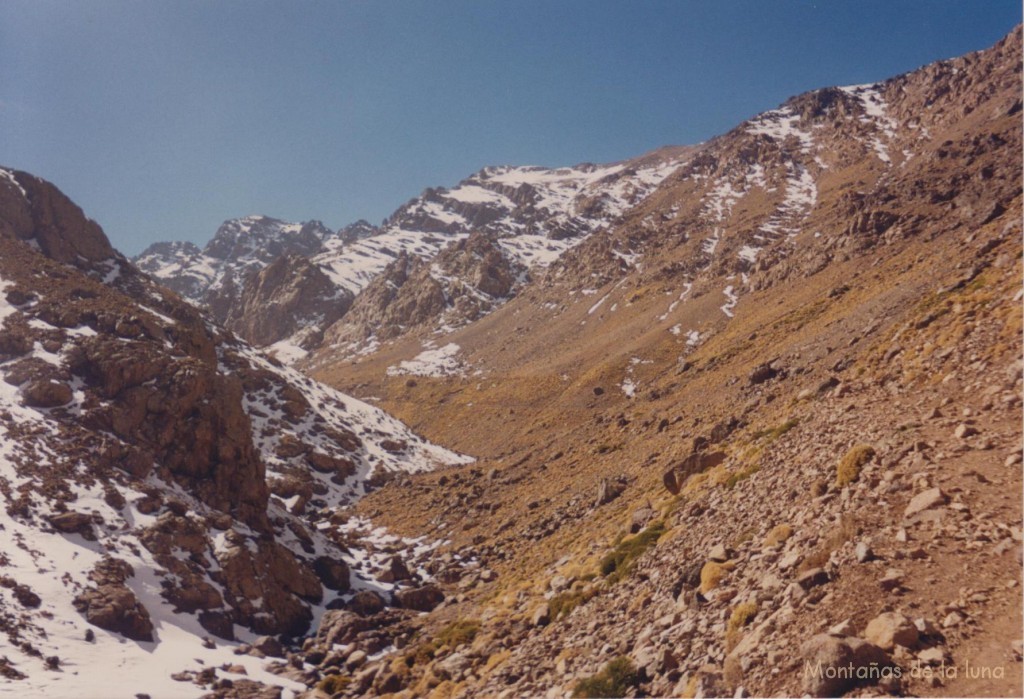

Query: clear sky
[[1, 1, 1019, 255]]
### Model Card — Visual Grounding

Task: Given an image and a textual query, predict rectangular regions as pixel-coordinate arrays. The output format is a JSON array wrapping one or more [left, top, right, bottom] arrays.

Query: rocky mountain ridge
[[135, 147, 697, 362]]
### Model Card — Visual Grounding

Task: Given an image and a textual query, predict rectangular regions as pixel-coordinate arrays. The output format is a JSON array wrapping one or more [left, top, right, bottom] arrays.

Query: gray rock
[[918, 647, 946, 665], [800, 634, 894, 697], [954, 423, 979, 439], [531, 605, 550, 627], [708, 544, 730, 563], [879, 568, 904, 591], [904, 488, 948, 517], [854, 541, 874, 563]]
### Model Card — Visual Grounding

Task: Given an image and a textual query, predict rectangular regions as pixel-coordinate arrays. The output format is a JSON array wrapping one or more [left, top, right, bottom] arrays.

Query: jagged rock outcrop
[[134, 216, 339, 341], [0, 167, 115, 267], [72, 558, 154, 642], [323, 232, 521, 348]]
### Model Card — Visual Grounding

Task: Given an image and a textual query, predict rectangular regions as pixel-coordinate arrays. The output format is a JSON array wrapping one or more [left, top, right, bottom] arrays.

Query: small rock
[[904, 488, 948, 517], [797, 568, 830, 591], [252, 636, 284, 658], [346, 650, 368, 670], [954, 423, 979, 439], [855, 542, 874, 563], [918, 647, 946, 665], [778, 552, 802, 571], [708, 544, 730, 563], [531, 606, 550, 627], [827, 619, 855, 636], [879, 569, 904, 592], [942, 611, 965, 628]]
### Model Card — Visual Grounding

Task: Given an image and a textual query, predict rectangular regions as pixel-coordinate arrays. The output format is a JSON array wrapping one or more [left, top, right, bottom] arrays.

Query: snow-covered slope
[[0, 170, 472, 697], [314, 151, 692, 295]]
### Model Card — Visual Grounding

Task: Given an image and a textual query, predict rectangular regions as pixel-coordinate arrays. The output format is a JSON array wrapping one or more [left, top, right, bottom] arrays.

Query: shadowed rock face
[[0, 168, 115, 267], [226, 254, 354, 348]]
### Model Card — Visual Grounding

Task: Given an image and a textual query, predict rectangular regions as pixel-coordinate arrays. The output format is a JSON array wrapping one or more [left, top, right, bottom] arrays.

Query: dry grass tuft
[[700, 561, 727, 593], [763, 523, 793, 548], [836, 444, 876, 487]]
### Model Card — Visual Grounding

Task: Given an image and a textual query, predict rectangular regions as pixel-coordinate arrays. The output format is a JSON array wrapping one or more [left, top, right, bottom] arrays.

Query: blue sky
[[1, 1, 1019, 255]]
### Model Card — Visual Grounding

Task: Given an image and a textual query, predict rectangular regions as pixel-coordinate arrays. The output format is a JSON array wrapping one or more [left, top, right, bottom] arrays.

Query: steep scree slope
[[306, 27, 1023, 699]]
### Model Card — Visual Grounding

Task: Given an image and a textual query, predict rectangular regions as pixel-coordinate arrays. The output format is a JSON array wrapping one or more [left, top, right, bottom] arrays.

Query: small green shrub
[[573, 657, 640, 698], [836, 444, 876, 487], [599, 521, 666, 583]]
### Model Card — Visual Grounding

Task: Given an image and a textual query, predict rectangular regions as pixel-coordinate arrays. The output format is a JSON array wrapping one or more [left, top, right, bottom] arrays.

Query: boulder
[[378, 555, 412, 583], [797, 568, 830, 590], [663, 451, 727, 495], [800, 634, 894, 697], [73, 584, 153, 642], [316, 610, 370, 648], [393, 584, 444, 612], [863, 612, 919, 651], [596, 477, 625, 506], [252, 635, 285, 658], [348, 590, 386, 616], [21, 379, 73, 408], [46, 511, 94, 538], [313, 556, 351, 592], [531, 605, 550, 627]]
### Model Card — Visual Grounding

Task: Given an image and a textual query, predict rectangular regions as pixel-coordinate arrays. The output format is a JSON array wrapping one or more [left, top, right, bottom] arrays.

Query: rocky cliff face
[[0, 168, 471, 696], [323, 232, 522, 349], [135, 215, 338, 334], [225, 253, 355, 353]]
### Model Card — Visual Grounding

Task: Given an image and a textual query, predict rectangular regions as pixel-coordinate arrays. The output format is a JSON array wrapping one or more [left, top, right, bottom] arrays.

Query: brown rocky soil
[[300, 26, 1023, 699]]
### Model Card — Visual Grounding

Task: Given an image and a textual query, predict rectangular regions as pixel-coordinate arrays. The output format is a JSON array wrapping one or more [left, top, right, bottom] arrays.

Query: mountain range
[[1, 25, 1021, 699]]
